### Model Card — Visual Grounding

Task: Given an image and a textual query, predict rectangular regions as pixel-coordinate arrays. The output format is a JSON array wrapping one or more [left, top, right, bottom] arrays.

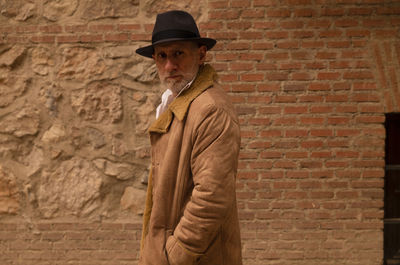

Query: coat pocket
[[198, 231, 223, 265], [166, 235, 200, 265]]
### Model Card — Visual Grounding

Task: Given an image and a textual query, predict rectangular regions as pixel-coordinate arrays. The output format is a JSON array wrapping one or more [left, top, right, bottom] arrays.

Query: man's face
[[153, 41, 207, 96]]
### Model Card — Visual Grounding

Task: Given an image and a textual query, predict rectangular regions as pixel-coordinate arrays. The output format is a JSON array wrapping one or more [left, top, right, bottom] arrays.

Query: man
[[136, 10, 242, 265]]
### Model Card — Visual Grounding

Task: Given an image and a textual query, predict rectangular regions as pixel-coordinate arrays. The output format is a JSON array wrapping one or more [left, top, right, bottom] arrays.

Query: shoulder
[[189, 82, 238, 124]]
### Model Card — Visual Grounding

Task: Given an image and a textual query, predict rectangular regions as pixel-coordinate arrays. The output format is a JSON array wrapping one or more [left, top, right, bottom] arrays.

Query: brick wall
[[1, 222, 142, 265], [1, 0, 400, 264]]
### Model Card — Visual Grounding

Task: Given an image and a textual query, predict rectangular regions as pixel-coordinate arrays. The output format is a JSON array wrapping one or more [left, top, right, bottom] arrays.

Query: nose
[[164, 58, 177, 72]]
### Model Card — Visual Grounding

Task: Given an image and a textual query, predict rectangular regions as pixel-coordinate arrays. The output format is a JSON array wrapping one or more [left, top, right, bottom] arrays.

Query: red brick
[[241, 9, 264, 18], [88, 24, 114, 32], [31, 35, 55, 43], [301, 140, 324, 148], [274, 161, 297, 168], [261, 151, 282, 159], [286, 151, 308, 158], [330, 61, 351, 69], [57, 35, 79, 43], [292, 72, 312, 80], [248, 161, 273, 169], [375, 29, 398, 38], [280, 21, 304, 29], [131, 33, 150, 41], [226, 42, 251, 50], [105, 33, 129, 42], [284, 106, 308, 114], [259, 106, 281, 114], [15, 25, 38, 33], [305, 62, 326, 69], [253, 21, 277, 29], [293, 30, 315, 38], [294, 8, 316, 17], [39, 25, 62, 33], [336, 151, 359, 158], [240, 31, 264, 39], [300, 95, 324, 102], [317, 72, 341, 80], [309, 83, 330, 91], [118, 24, 141, 31], [252, 42, 274, 50], [326, 94, 348, 102], [310, 129, 333, 137], [209, 10, 240, 19], [336, 129, 360, 137], [275, 95, 296, 103], [265, 31, 289, 39], [266, 52, 289, 60], [349, 7, 373, 15], [327, 41, 351, 49], [200, 21, 224, 31], [208, 1, 229, 8], [328, 117, 351, 125], [321, 8, 345, 16], [356, 115, 385, 124], [248, 96, 272, 104], [302, 41, 324, 48], [284, 83, 307, 92], [239, 53, 264, 60], [80, 34, 103, 42], [319, 30, 343, 38], [300, 117, 325, 125], [346, 29, 371, 38], [276, 41, 300, 49], [343, 71, 374, 80], [377, 7, 400, 15], [266, 72, 289, 81], [266, 9, 291, 17], [231, 84, 255, 92], [285, 129, 307, 137], [230, 62, 254, 71], [65, 24, 87, 32], [310, 106, 334, 113]]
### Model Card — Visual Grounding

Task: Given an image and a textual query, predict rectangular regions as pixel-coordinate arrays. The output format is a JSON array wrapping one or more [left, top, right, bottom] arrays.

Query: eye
[[156, 52, 167, 60], [174, 51, 184, 57]]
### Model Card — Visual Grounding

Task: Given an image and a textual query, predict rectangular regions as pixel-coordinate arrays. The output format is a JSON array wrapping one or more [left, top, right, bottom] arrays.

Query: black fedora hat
[[136, 10, 217, 58]]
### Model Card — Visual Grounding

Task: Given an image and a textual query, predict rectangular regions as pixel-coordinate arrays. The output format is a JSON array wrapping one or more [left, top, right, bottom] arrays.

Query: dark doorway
[[384, 113, 400, 265]]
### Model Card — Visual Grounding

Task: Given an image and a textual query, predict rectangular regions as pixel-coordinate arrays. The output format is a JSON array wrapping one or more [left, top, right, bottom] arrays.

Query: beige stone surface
[[80, 0, 139, 21], [43, 0, 78, 21], [120, 186, 146, 215], [0, 46, 25, 67], [0, 106, 40, 137], [38, 158, 103, 218], [0, 166, 19, 214]]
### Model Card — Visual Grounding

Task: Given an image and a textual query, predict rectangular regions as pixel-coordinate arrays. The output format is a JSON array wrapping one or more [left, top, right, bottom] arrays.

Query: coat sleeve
[[166, 104, 241, 265]]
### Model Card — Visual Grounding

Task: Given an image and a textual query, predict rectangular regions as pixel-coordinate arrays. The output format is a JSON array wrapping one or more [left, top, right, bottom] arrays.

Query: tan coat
[[139, 65, 242, 265]]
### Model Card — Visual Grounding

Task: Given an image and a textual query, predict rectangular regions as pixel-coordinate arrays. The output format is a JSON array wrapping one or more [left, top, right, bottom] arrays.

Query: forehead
[[153, 41, 197, 52]]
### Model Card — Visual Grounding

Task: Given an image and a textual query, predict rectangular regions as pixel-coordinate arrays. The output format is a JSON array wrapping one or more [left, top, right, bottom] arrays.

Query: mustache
[[166, 71, 179, 77]]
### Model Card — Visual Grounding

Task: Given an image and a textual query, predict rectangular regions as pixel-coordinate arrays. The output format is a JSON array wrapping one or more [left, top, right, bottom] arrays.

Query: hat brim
[[136, 37, 217, 58]]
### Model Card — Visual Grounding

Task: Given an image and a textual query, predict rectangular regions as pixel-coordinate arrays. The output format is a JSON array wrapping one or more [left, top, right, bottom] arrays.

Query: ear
[[198, 45, 207, 65]]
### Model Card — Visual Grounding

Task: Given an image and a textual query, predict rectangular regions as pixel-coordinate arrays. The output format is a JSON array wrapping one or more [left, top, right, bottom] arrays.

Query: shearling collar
[[148, 64, 217, 134]]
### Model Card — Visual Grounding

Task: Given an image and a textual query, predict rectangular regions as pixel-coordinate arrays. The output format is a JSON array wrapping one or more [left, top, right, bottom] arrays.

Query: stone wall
[[1, 0, 400, 264]]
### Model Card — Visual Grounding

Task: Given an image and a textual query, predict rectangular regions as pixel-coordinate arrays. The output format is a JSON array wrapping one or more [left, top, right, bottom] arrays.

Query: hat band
[[152, 29, 199, 44]]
